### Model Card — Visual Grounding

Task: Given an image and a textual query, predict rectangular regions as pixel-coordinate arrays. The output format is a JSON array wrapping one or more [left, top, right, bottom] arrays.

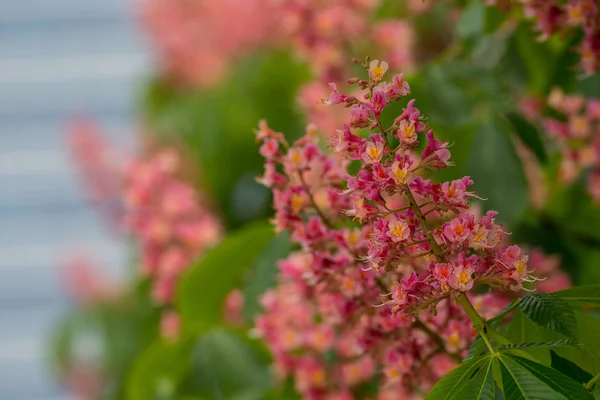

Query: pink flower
[[443, 218, 471, 243], [368, 60, 389, 82], [449, 265, 474, 292], [387, 217, 411, 242]]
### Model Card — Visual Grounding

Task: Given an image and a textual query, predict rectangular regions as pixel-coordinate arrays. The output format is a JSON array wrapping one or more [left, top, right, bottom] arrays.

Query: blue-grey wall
[[0, 1, 148, 398]]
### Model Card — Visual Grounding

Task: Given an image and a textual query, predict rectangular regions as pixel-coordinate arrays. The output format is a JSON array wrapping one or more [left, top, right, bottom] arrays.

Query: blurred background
[[0, 0, 145, 397], [1, 0, 599, 399]]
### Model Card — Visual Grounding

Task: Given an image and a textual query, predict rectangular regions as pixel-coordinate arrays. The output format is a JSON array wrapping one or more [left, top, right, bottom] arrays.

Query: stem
[[457, 294, 495, 354], [403, 184, 447, 262], [486, 299, 520, 325], [586, 372, 600, 390], [297, 170, 335, 229]]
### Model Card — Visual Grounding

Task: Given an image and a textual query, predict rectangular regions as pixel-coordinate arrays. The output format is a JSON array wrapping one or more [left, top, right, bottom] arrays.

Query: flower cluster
[[488, 0, 600, 75], [542, 88, 600, 201], [139, 0, 416, 90], [138, 0, 279, 87], [254, 58, 570, 398], [123, 149, 222, 305], [67, 124, 223, 337], [60, 254, 123, 308], [66, 119, 124, 227]]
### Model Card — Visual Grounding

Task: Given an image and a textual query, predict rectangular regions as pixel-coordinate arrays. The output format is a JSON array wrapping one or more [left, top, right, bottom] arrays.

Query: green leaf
[[467, 317, 504, 361], [498, 353, 593, 400], [186, 327, 272, 399], [505, 112, 547, 163], [566, 311, 600, 374], [550, 351, 593, 384], [243, 232, 294, 323], [504, 309, 552, 365], [141, 51, 309, 228], [467, 118, 528, 223], [466, 334, 487, 361], [513, 25, 556, 94], [499, 339, 581, 352], [519, 292, 578, 340], [126, 340, 192, 400], [456, 1, 485, 39], [555, 285, 600, 307], [594, 385, 600, 400], [177, 221, 274, 334], [453, 359, 497, 400], [425, 355, 492, 399], [505, 309, 600, 376]]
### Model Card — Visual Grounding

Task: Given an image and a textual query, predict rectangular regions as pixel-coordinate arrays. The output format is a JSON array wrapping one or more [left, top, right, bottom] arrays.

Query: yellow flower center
[[400, 121, 416, 141], [392, 222, 406, 239], [457, 270, 471, 285], [291, 194, 304, 214], [311, 369, 326, 386], [366, 143, 383, 161], [448, 331, 460, 347], [371, 66, 385, 81], [392, 163, 408, 184]]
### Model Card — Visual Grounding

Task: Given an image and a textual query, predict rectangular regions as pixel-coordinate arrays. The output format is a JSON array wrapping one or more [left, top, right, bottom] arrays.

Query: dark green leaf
[[456, 1, 485, 39], [467, 118, 528, 223], [243, 232, 294, 323], [425, 355, 492, 399], [550, 351, 593, 384], [126, 340, 192, 400], [177, 221, 274, 334], [513, 25, 556, 94], [555, 285, 600, 307], [503, 309, 552, 365], [499, 339, 582, 352], [505, 309, 600, 376], [505, 112, 547, 163], [453, 359, 497, 400], [500, 353, 593, 400], [519, 292, 578, 340], [466, 334, 487, 362], [187, 327, 272, 399]]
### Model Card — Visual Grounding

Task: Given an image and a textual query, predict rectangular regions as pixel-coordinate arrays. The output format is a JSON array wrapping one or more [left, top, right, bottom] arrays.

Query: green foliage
[[519, 292, 578, 340], [505, 112, 547, 163], [498, 353, 593, 400], [467, 117, 528, 223], [242, 232, 294, 323], [126, 340, 193, 400], [555, 285, 600, 307], [551, 351, 593, 385], [425, 355, 494, 400], [498, 339, 581, 352], [177, 221, 274, 334], [141, 51, 310, 228], [49, 280, 161, 399], [428, 352, 595, 400], [183, 328, 272, 400]]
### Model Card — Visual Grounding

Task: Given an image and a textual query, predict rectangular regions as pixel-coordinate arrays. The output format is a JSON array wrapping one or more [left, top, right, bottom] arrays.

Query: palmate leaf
[[452, 359, 496, 400], [551, 351, 594, 384], [555, 285, 600, 307], [177, 221, 274, 334], [465, 334, 487, 361], [425, 355, 493, 399], [242, 232, 294, 323], [499, 339, 582, 352], [497, 353, 593, 400], [188, 328, 272, 399], [519, 292, 578, 340]]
